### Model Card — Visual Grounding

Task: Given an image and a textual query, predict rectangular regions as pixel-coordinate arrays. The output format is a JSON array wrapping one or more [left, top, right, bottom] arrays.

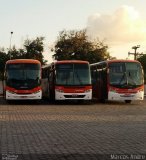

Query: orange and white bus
[[4, 59, 42, 100], [90, 60, 144, 103], [42, 60, 92, 101]]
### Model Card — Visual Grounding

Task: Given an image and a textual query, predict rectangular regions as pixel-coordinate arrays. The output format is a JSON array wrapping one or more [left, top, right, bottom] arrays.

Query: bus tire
[[125, 100, 131, 103], [99, 99, 106, 103], [6, 100, 12, 104], [49, 91, 55, 103]]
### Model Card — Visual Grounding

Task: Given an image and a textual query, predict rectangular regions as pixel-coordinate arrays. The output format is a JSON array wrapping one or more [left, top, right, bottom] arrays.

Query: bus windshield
[[6, 63, 41, 89], [56, 63, 91, 86], [109, 62, 143, 88]]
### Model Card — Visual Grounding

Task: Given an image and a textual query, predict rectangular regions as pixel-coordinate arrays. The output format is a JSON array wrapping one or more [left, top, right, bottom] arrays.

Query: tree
[[137, 54, 146, 83], [6, 37, 47, 65], [7, 46, 25, 60], [23, 37, 47, 65], [52, 29, 111, 63], [0, 37, 47, 80], [0, 50, 9, 80]]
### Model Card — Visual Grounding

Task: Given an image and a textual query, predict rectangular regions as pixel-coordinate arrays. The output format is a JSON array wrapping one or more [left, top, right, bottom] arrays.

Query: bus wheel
[[49, 91, 55, 103], [6, 100, 12, 104], [99, 99, 106, 103], [125, 100, 131, 104]]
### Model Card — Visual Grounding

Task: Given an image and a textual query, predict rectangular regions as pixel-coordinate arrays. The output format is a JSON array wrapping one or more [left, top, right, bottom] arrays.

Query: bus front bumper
[[55, 90, 92, 100], [6, 90, 42, 100], [108, 91, 144, 101]]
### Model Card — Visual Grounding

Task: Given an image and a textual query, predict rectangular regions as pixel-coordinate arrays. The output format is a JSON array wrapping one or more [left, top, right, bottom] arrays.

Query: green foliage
[[137, 54, 146, 83], [0, 37, 47, 80], [24, 37, 47, 64], [52, 29, 111, 63], [7, 46, 25, 60], [0, 51, 9, 80], [7, 37, 47, 65]]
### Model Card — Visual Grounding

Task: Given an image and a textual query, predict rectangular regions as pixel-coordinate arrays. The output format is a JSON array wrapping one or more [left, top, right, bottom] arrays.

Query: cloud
[[86, 6, 146, 46]]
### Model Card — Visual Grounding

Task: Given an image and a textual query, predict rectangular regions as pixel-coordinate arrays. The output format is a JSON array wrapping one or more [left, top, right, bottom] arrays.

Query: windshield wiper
[[74, 71, 83, 85], [119, 72, 128, 85], [127, 71, 136, 85]]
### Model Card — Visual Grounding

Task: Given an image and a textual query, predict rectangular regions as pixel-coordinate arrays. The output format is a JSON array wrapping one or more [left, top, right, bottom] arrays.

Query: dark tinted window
[[6, 63, 41, 89], [56, 63, 91, 85]]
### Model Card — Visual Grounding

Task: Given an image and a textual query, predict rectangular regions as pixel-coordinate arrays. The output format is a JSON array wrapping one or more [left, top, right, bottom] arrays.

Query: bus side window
[[97, 64, 102, 80], [42, 69, 45, 79], [91, 66, 97, 84], [49, 72, 54, 83], [102, 63, 107, 81]]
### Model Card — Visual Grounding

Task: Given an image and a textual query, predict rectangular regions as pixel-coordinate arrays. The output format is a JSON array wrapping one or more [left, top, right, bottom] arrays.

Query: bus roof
[[42, 60, 89, 69], [90, 59, 141, 66], [6, 59, 41, 64], [55, 60, 89, 64], [107, 59, 140, 63]]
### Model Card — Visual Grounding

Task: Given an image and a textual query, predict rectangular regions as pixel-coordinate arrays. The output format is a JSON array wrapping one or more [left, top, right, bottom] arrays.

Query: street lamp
[[132, 45, 140, 60], [128, 45, 141, 60], [132, 45, 140, 49], [9, 31, 13, 59]]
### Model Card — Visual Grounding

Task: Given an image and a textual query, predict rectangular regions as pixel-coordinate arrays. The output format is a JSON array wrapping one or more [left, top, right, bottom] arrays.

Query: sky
[[0, 0, 146, 63]]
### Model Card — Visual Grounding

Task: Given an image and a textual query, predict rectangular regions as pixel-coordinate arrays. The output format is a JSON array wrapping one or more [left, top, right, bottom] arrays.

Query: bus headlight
[[84, 89, 91, 93], [109, 87, 117, 93], [7, 90, 16, 94], [56, 89, 64, 93], [33, 90, 41, 94], [138, 88, 144, 92]]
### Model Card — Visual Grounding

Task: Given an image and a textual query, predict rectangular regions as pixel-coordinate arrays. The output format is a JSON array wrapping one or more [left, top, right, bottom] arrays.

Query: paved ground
[[0, 98, 146, 160]]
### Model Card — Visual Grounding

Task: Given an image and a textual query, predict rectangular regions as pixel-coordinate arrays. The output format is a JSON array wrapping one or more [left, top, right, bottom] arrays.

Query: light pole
[[132, 45, 140, 60], [9, 31, 13, 59], [128, 45, 143, 60]]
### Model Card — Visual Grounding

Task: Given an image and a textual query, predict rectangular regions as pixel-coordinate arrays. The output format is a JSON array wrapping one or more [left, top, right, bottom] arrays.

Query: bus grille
[[64, 95, 85, 98]]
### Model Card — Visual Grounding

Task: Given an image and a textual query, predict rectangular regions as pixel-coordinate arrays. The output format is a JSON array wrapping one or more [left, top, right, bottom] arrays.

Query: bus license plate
[[20, 96, 28, 98], [121, 94, 133, 97], [72, 94, 78, 97]]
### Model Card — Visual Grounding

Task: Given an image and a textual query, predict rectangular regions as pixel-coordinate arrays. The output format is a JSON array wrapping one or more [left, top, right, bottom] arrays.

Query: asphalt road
[[0, 98, 146, 160]]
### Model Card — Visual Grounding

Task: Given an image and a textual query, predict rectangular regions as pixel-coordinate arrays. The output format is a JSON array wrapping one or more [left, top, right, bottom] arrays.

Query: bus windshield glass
[[109, 62, 143, 88], [6, 63, 41, 89], [56, 63, 91, 86]]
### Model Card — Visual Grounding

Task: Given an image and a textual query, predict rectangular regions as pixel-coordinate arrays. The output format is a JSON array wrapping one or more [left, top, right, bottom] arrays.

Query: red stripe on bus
[[6, 59, 41, 64], [55, 60, 89, 64], [5, 86, 41, 94], [108, 85, 144, 93], [55, 86, 92, 93], [107, 59, 140, 64]]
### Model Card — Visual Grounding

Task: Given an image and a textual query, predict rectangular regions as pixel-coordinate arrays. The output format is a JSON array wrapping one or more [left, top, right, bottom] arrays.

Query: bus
[[4, 59, 42, 100], [41, 60, 92, 101], [90, 60, 144, 103]]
